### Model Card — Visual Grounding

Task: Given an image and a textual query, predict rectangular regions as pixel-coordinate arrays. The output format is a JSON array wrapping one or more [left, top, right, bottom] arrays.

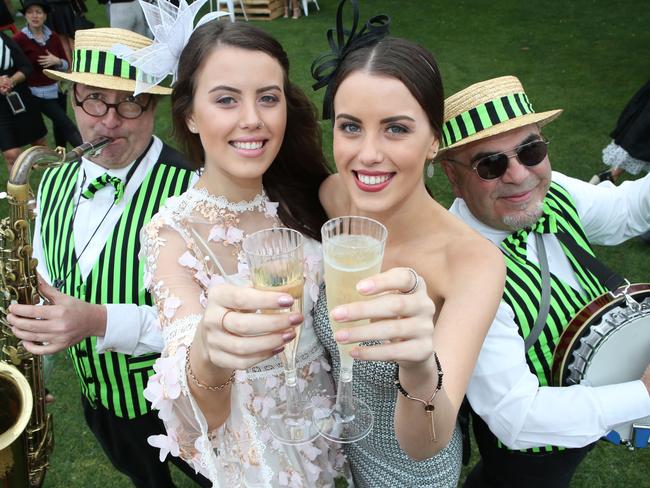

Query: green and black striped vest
[[496, 181, 608, 453], [38, 147, 193, 419]]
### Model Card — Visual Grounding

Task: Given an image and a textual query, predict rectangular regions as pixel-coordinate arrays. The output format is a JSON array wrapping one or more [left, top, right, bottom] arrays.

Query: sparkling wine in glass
[[243, 227, 319, 445], [319, 216, 387, 443]]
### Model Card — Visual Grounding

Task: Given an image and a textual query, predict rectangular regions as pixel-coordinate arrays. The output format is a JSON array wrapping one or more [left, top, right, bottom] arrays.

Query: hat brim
[[21, 3, 51, 13], [438, 109, 563, 156], [43, 69, 172, 96]]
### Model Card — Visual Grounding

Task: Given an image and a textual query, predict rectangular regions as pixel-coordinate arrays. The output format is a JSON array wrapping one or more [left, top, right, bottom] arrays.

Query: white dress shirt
[[33, 136, 197, 356], [449, 170, 650, 449]]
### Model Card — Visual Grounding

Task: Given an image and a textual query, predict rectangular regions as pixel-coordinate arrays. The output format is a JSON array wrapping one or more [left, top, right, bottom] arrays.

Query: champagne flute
[[318, 216, 388, 443], [242, 227, 319, 445]]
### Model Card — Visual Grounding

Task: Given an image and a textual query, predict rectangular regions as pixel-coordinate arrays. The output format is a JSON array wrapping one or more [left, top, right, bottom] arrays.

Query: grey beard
[[501, 201, 544, 231]]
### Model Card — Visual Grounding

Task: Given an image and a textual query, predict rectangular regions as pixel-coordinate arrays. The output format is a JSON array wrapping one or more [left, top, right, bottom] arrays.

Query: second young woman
[[312, 34, 506, 486]]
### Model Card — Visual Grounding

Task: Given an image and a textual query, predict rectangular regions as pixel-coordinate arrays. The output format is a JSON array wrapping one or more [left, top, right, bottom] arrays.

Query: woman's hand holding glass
[[331, 267, 437, 371], [328, 266, 445, 448], [242, 228, 321, 445], [196, 283, 301, 372]]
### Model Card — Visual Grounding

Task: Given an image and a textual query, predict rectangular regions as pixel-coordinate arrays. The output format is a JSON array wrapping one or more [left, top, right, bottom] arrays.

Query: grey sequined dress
[[312, 285, 463, 487]]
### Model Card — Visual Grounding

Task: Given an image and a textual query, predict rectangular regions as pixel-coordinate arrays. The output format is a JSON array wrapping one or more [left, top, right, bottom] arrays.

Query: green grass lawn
[[2, 0, 649, 486]]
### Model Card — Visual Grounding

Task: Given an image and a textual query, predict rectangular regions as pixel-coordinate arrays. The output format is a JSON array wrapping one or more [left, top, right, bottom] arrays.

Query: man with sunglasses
[[439, 76, 650, 488], [6, 28, 208, 487]]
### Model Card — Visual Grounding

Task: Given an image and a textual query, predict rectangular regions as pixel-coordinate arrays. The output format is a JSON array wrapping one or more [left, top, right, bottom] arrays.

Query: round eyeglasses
[[73, 86, 153, 120], [446, 139, 550, 181]]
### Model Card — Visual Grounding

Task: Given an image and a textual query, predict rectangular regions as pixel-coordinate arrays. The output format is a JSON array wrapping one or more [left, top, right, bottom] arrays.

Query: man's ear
[[440, 159, 463, 198]]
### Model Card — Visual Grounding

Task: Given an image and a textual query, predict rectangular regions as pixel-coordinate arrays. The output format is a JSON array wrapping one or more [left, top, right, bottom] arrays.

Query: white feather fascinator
[[110, 0, 229, 95]]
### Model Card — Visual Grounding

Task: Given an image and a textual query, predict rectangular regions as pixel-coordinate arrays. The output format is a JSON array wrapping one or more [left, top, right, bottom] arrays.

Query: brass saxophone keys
[[2, 345, 23, 366]]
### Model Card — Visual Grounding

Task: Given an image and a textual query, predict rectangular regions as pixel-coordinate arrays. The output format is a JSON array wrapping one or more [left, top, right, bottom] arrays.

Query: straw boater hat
[[44, 28, 172, 95], [439, 76, 562, 154]]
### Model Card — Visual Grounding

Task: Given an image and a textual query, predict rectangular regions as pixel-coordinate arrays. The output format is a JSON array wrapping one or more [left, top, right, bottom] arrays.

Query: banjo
[[526, 231, 650, 450], [551, 281, 650, 450]]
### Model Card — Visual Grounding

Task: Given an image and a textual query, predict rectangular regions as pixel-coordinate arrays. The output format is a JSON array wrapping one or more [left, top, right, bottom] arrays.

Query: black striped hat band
[[441, 92, 534, 148], [72, 48, 156, 84]]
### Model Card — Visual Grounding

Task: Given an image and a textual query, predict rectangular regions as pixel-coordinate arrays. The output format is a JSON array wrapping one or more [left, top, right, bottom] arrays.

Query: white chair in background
[[301, 0, 319, 16], [213, 0, 248, 22]]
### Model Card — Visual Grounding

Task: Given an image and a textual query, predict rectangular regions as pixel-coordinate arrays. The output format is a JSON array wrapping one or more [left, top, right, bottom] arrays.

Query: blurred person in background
[[590, 80, 650, 243], [14, 0, 83, 148], [106, 0, 150, 37], [0, 30, 47, 170], [1, 0, 15, 30]]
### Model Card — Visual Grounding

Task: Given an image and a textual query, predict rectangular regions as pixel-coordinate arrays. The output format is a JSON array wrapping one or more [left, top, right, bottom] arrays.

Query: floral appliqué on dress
[[139, 188, 350, 487]]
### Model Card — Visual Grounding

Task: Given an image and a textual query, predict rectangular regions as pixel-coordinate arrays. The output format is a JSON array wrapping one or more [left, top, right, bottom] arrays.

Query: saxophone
[[0, 137, 111, 487]]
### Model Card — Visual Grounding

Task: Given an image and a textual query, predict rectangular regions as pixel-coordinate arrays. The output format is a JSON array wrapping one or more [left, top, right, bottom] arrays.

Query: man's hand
[[7, 280, 107, 354]]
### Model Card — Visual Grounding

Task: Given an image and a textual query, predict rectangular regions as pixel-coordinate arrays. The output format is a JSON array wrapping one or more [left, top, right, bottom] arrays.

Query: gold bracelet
[[185, 344, 235, 391]]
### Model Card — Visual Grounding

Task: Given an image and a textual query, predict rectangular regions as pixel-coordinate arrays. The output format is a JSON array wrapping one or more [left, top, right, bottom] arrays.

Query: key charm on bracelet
[[394, 351, 444, 442]]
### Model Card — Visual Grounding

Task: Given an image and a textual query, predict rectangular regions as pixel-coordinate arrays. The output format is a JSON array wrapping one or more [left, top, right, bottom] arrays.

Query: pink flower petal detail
[[300, 443, 321, 461], [179, 251, 201, 270], [163, 296, 182, 318], [194, 269, 211, 288], [208, 224, 226, 242], [308, 281, 319, 303], [225, 226, 244, 244], [278, 471, 289, 486], [265, 375, 278, 389], [148, 431, 180, 462], [143, 373, 163, 405], [290, 472, 303, 488], [308, 359, 321, 375], [265, 201, 279, 218], [304, 252, 322, 271]]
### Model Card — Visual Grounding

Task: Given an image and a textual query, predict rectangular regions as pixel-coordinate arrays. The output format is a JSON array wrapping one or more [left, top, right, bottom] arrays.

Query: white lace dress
[[139, 188, 350, 487]]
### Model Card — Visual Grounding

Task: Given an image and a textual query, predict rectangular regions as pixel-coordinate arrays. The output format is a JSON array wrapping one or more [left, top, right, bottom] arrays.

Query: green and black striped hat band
[[441, 92, 534, 148], [72, 48, 156, 85]]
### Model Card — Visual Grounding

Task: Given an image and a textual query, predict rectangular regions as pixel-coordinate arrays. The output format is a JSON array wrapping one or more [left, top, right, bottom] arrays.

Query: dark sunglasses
[[449, 139, 550, 181]]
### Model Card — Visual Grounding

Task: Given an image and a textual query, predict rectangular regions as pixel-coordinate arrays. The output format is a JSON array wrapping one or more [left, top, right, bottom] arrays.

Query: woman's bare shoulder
[[443, 237, 505, 306], [448, 228, 503, 270], [417, 212, 505, 288]]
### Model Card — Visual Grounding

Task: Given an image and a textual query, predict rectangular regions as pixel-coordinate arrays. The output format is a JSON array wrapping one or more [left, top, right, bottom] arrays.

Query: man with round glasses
[[6, 28, 207, 487], [439, 76, 650, 487], [73, 84, 154, 119]]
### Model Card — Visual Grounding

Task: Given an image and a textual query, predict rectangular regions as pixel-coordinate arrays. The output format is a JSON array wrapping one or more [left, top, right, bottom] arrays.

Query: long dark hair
[[330, 37, 444, 139], [172, 21, 329, 241]]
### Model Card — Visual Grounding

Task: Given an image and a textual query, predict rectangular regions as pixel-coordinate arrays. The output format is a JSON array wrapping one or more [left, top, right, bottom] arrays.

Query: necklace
[[180, 188, 280, 280]]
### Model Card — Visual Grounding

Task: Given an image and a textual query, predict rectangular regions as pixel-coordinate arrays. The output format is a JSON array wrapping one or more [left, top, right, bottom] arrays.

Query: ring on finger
[[219, 309, 236, 331], [401, 267, 420, 295]]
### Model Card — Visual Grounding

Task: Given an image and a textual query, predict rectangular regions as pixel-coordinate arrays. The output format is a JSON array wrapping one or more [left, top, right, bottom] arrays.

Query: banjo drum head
[[552, 285, 650, 447]]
